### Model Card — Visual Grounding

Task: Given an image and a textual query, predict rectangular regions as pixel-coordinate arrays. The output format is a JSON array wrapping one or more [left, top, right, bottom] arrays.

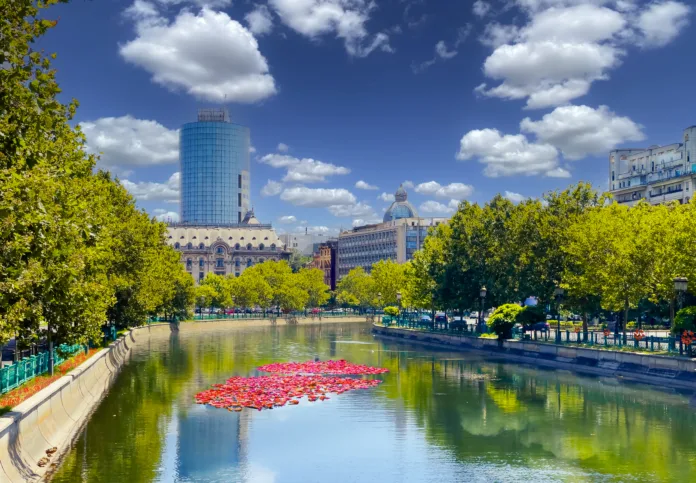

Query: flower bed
[[0, 349, 99, 414]]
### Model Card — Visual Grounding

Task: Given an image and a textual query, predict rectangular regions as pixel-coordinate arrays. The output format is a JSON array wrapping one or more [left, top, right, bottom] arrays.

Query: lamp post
[[673, 276, 688, 329], [554, 285, 565, 343], [478, 286, 487, 333]]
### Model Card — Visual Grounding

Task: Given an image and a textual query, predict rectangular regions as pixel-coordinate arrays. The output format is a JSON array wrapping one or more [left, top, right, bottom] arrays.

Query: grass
[[0, 349, 99, 415]]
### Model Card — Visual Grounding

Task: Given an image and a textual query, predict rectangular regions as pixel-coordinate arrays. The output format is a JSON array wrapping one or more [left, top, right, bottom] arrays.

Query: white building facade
[[609, 126, 696, 206], [166, 211, 289, 283], [279, 232, 332, 256]]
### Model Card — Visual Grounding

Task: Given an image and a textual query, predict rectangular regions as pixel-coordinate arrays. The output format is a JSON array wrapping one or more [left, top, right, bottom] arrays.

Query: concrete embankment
[[0, 316, 367, 482], [372, 325, 696, 390]]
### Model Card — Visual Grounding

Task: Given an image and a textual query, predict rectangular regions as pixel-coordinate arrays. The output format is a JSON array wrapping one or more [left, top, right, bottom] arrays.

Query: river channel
[[49, 322, 696, 482]]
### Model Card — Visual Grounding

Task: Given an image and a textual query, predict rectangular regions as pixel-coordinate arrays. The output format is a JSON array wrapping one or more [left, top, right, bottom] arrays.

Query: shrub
[[488, 304, 524, 340], [673, 306, 696, 334], [627, 321, 637, 330], [516, 305, 545, 326], [383, 306, 399, 317]]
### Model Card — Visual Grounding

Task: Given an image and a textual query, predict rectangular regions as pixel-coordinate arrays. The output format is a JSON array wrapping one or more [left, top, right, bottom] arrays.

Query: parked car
[[450, 316, 469, 331], [434, 312, 448, 325], [524, 321, 550, 332]]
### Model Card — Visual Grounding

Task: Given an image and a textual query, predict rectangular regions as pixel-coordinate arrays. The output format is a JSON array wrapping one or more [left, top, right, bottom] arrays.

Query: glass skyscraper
[[180, 108, 250, 225]]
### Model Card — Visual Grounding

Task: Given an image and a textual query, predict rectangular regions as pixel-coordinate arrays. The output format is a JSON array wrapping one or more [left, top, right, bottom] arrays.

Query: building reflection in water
[[166, 404, 251, 481]]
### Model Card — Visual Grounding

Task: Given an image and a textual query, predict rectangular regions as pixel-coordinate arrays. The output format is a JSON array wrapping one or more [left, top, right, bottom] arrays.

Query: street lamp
[[672, 276, 688, 328], [478, 286, 487, 333], [554, 285, 564, 343]]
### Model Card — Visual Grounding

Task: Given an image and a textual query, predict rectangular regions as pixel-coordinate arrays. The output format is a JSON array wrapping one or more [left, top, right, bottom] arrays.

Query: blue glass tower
[[180, 108, 250, 225]]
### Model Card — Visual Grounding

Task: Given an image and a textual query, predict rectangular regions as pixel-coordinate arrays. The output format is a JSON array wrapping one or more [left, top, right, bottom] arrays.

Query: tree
[[336, 267, 376, 310], [288, 250, 312, 273], [296, 268, 330, 308], [370, 259, 406, 306], [199, 273, 231, 310], [488, 304, 524, 340]]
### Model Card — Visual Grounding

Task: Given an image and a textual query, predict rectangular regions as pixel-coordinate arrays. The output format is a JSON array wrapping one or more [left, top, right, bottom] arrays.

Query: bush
[[488, 304, 524, 340], [516, 305, 545, 325], [673, 306, 696, 334], [383, 306, 399, 317], [627, 321, 637, 330]]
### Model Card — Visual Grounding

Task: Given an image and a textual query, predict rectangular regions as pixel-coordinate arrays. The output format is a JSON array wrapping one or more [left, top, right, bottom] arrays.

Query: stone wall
[[372, 325, 696, 389]]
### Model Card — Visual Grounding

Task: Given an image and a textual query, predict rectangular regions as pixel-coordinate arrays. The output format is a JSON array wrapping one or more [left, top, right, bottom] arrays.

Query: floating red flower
[[257, 359, 389, 375], [195, 374, 382, 412]]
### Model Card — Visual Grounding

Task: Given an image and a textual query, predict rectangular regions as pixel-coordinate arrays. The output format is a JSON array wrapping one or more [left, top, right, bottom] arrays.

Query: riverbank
[[0, 317, 370, 482], [372, 325, 696, 390]]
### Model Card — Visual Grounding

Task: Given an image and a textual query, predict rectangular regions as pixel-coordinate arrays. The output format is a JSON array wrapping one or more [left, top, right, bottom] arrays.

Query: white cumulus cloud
[[504, 191, 527, 203], [414, 181, 474, 200], [81, 115, 178, 171], [280, 186, 357, 207], [277, 142, 289, 152], [637, 1, 691, 48], [278, 215, 297, 223], [457, 128, 562, 177], [355, 180, 378, 190], [259, 153, 350, 183], [520, 104, 645, 159], [327, 202, 375, 217], [419, 200, 458, 214], [473, 0, 491, 17], [153, 209, 180, 222], [378, 192, 395, 202], [261, 180, 283, 196], [269, 0, 393, 57], [120, 6, 276, 103], [246, 4, 274, 35], [122, 172, 180, 202]]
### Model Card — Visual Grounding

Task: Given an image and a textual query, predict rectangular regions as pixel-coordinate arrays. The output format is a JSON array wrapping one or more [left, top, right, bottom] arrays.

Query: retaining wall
[[372, 325, 696, 389]]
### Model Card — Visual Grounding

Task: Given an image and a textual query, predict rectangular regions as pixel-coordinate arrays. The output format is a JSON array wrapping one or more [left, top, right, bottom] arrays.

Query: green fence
[[150, 310, 359, 322], [0, 344, 86, 395]]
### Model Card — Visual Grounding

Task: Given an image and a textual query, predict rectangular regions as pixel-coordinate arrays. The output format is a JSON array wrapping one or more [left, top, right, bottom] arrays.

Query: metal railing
[[0, 344, 86, 395], [378, 318, 693, 357]]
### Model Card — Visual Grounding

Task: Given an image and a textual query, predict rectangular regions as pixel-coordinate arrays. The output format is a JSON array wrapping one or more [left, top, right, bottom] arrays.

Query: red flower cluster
[[195, 375, 382, 411], [257, 359, 389, 375]]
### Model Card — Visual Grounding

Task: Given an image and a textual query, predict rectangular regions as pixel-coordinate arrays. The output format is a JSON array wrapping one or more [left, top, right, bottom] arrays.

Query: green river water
[[49, 322, 696, 483]]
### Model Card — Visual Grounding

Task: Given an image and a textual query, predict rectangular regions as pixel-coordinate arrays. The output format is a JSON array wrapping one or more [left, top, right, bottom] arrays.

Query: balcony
[[649, 189, 685, 204]]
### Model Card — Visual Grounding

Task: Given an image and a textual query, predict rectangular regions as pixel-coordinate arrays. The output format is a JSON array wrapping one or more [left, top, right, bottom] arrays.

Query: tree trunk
[[582, 312, 588, 343], [623, 298, 629, 345]]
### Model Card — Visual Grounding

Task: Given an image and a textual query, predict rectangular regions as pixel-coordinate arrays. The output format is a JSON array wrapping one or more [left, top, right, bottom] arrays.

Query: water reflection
[[50, 323, 696, 483]]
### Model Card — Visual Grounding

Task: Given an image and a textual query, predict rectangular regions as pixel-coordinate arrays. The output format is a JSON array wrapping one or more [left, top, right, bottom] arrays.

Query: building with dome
[[336, 185, 448, 279], [383, 184, 418, 222], [166, 209, 289, 282]]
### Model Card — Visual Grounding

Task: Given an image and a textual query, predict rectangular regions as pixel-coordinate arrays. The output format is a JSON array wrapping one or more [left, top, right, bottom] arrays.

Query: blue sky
[[44, 0, 694, 234]]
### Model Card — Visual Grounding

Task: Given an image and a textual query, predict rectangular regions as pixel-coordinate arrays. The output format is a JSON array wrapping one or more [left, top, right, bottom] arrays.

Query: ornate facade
[[166, 211, 290, 282], [309, 240, 337, 290]]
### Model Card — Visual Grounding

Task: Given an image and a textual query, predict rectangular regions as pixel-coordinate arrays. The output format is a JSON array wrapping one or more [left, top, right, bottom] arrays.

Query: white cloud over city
[[122, 172, 180, 202], [259, 153, 350, 183], [414, 181, 473, 200], [121, 5, 277, 103], [81, 115, 178, 172]]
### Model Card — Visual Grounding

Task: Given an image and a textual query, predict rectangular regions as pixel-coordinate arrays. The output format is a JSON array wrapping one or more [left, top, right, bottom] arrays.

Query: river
[[49, 322, 696, 482]]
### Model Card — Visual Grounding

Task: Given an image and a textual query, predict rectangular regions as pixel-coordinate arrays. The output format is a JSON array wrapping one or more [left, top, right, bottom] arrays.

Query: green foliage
[[288, 250, 312, 273], [295, 268, 330, 308], [384, 306, 399, 317], [0, 1, 193, 345], [515, 305, 545, 326], [673, 306, 696, 334], [370, 259, 406, 306], [626, 321, 637, 330], [336, 267, 377, 308], [488, 304, 524, 339]]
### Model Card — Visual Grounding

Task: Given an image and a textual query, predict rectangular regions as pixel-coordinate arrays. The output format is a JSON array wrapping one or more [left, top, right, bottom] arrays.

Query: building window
[[259, 243, 265, 250], [216, 258, 224, 268], [199, 258, 204, 268], [199, 272, 204, 281], [187, 243, 193, 249], [238, 174, 242, 189], [174, 242, 180, 249], [216, 246, 224, 255], [247, 243, 252, 250], [199, 243, 205, 249], [235, 243, 240, 250], [235, 259, 240, 267], [238, 193, 242, 207], [238, 212, 241, 224], [186, 258, 192, 270], [247, 259, 253, 267], [271, 244, 276, 251]]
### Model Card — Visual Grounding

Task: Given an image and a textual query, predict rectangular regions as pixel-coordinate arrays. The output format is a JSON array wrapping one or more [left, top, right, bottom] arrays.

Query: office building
[[167, 209, 289, 282], [337, 185, 447, 279], [180, 108, 250, 225], [309, 240, 337, 290], [609, 126, 696, 206]]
